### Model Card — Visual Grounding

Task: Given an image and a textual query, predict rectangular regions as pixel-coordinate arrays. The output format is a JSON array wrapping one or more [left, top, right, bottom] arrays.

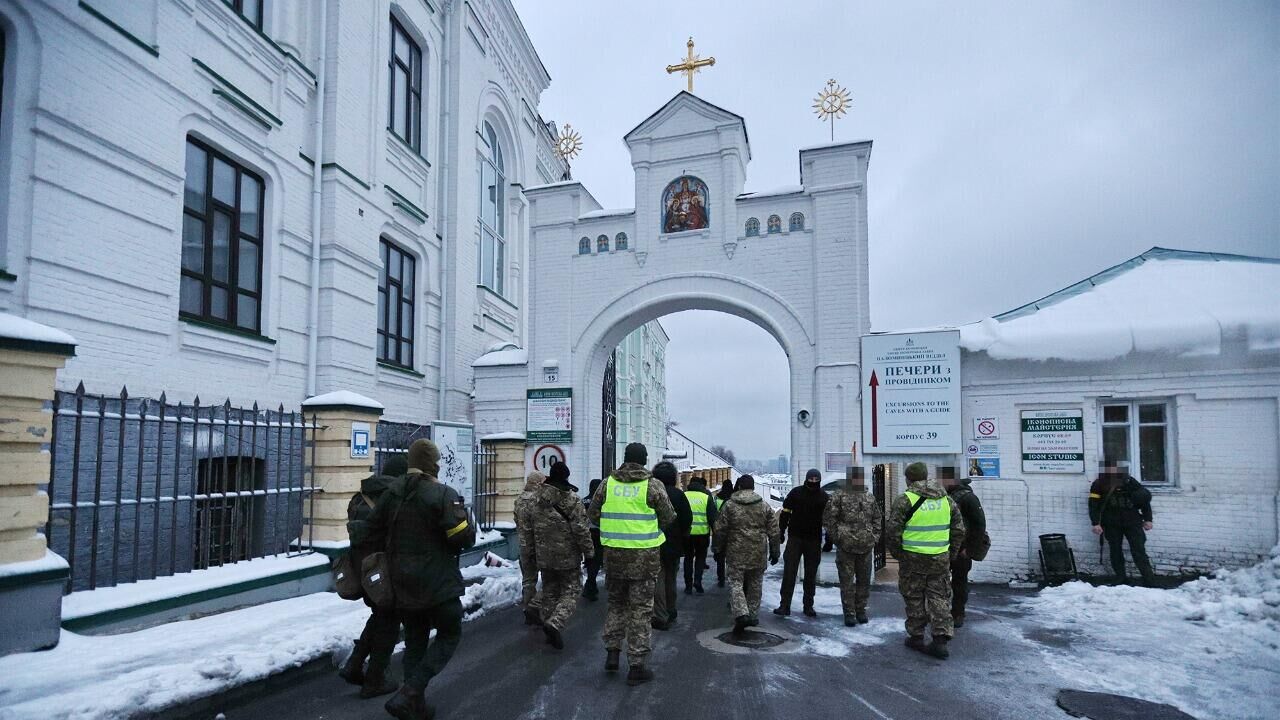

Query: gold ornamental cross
[[666, 37, 715, 93]]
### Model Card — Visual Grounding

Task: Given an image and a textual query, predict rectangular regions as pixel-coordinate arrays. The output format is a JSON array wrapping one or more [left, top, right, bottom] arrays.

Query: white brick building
[[613, 320, 668, 463], [0, 0, 566, 425]]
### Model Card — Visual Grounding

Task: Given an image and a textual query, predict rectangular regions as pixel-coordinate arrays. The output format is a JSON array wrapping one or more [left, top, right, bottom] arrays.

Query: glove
[[769, 551, 780, 566], [779, 531, 786, 546]]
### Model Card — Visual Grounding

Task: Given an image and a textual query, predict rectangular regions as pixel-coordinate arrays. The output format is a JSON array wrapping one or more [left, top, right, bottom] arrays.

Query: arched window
[[789, 212, 805, 231], [578, 237, 591, 255], [478, 121, 505, 294], [661, 175, 710, 233], [767, 215, 782, 234], [745, 218, 760, 237], [616, 232, 628, 251], [597, 234, 609, 253], [389, 15, 423, 151]]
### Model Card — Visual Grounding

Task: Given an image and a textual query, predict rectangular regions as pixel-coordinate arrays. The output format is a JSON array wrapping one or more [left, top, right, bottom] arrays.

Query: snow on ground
[[0, 556, 523, 720], [1015, 545, 1280, 720]]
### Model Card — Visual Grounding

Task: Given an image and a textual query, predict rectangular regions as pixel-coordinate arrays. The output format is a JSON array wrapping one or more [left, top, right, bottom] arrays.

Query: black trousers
[[359, 596, 400, 672], [1104, 523, 1155, 585], [653, 554, 680, 622], [779, 535, 822, 610], [950, 555, 972, 619], [400, 597, 464, 692], [683, 534, 711, 589], [584, 529, 603, 588]]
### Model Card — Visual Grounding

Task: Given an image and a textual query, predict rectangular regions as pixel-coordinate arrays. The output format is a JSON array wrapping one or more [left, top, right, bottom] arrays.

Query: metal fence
[[46, 383, 318, 593], [473, 443, 498, 531], [371, 422, 498, 531]]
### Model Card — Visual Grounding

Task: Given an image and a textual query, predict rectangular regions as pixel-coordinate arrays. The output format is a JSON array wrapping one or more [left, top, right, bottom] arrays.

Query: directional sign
[[861, 331, 962, 454]]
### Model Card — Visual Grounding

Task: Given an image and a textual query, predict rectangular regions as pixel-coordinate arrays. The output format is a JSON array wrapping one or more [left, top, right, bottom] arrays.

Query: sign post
[[1020, 410, 1084, 473], [861, 331, 962, 454]]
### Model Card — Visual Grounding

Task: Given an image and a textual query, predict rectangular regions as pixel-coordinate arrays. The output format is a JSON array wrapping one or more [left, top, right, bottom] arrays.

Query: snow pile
[[960, 254, 1280, 362], [1017, 546, 1280, 720], [0, 557, 523, 720]]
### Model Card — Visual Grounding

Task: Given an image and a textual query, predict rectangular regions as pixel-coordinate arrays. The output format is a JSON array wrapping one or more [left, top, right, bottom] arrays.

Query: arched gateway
[[474, 92, 872, 484]]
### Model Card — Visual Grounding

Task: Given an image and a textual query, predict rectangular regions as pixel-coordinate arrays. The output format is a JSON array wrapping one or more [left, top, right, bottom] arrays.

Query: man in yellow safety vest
[[683, 476, 718, 594], [886, 462, 966, 659], [587, 443, 676, 686]]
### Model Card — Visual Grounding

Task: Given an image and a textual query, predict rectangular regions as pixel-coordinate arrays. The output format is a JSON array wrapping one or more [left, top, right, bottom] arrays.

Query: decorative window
[[661, 175, 710, 233], [378, 239, 415, 368], [1101, 400, 1173, 484], [616, 232, 628, 251], [222, 0, 264, 30], [579, 237, 591, 255], [388, 16, 423, 151], [477, 122, 505, 295], [789, 212, 805, 231], [597, 234, 609, 253], [767, 215, 782, 234], [180, 137, 265, 333], [745, 217, 760, 237]]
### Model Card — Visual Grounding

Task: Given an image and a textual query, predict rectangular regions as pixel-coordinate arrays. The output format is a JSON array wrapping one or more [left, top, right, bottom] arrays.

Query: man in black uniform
[[366, 439, 477, 720], [651, 462, 691, 630], [581, 478, 604, 601], [940, 466, 986, 628], [774, 468, 829, 617], [1089, 459, 1156, 586]]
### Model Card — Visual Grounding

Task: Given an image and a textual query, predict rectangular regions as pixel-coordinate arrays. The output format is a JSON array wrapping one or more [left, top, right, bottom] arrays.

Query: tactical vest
[[687, 491, 710, 536], [599, 476, 664, 549], [902, 491, 950, 555]]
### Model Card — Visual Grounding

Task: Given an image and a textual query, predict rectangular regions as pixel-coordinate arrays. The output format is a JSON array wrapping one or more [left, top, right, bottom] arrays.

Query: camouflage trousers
[[539, 568, 581, 631], [836, 550, 873, 619], [727, 564, 765, 620], [898, 565, 953, 638], [603, 577, 656, 665], [519, 550, 540, 610]]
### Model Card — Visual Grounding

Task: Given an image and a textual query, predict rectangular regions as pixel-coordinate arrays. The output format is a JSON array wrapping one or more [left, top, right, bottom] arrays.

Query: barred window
[[378, 239, 415, 368], [389, 16, 423, 151], [180, 137, 265, 333]]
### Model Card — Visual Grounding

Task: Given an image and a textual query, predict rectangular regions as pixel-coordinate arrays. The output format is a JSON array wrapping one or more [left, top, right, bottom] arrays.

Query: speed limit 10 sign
[[532, 444, 567, 473]]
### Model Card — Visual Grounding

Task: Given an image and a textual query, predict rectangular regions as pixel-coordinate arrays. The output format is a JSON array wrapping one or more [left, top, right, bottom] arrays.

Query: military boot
[[523, 606, 542, 626], [694, 583, 704, 594], [626, 664, 655, 687], [605, 649, 621, 673], [802, 606, 817, 618], [384, 685, 434, 720], [582, 580, 599, 601], [772, 606, 791, 617], [844, 616, 858, 627], [358, 654, 397, 699], [732, 614, 751, 636], [543, 624, 564, 650], [337, 640, 368, 686], [905, 635, 929, 654], [856, 611, 869, 625], [927, 635, 951, 660], [952, 613, 965, 628]]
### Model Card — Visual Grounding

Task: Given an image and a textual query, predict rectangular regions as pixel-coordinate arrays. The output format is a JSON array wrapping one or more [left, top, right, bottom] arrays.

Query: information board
[[527, 388, 573, 443], [861, 331, 962, 454], [433, 421, 475, 501], [1020, 410, 1085, 473]]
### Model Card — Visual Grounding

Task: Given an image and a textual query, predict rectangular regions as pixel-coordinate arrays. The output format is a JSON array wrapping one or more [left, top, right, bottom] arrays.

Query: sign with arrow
[[860, 330, 962, 454]]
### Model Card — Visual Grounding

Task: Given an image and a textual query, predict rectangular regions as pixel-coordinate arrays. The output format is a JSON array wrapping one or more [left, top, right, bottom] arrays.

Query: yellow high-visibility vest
[[599, 476, 664, 549], [902, 491, 950, 555], [687, 491, 710, 536]]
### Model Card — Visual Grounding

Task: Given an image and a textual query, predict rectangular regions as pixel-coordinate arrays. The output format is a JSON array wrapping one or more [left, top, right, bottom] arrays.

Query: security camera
[[797, 409, 812, 427]]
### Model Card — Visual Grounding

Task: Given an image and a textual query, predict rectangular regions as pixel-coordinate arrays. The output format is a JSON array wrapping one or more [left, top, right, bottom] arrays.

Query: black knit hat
[[904, 462, 928, 483], [735, 474, 755, 491], [652, 461, 677, 486], [624, 442, 648, 465], [805, 468, 822, 483], [381, 455, 408, 478], [549, 461, 571, 484]]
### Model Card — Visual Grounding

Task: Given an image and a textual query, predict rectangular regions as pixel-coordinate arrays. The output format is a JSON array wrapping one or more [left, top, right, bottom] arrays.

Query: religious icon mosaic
[[662, 175, 710, 234], [767, 214, 782, 234]]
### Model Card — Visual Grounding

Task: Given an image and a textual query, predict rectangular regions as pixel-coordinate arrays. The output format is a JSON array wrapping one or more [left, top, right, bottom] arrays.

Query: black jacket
[[947, 481, 987, 553], [780, 483, 829, 539], [1088, 475, 1152, 528], [365, 470, 477, 610], [346, 473, 397, 581], [661, 484, 693, 562]]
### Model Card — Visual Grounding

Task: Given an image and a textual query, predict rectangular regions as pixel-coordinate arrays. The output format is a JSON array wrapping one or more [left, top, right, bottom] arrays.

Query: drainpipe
[[435, 4, 453, 421], [305, 0, 329, 398]]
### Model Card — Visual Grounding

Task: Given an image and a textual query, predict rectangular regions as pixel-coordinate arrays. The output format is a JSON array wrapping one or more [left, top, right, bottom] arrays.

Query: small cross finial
[[666, 36, 715, 93]]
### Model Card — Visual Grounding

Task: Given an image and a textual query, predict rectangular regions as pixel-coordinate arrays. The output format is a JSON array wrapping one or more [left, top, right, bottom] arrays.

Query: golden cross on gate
[[666, 36, 715, 93]]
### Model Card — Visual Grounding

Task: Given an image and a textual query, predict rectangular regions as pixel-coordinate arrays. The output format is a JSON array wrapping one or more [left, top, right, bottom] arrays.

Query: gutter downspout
[[305, 0, 329, 398], [435, 3, 453, 422]]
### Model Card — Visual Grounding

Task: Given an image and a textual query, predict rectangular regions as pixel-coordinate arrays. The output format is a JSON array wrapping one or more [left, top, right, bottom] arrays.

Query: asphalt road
[[227, 572, 1073, 720]]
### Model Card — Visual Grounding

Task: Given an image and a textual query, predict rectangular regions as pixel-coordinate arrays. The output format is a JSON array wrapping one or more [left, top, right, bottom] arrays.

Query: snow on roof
[[524, 179, 582, 192], [302, 390, 384, 410], [798, 139, 873, 153], [0, 313, 77, 346], [579, 208, 635, 220], [960, 248, 1280, 362], [737, 184, 804, 200], [481, 431, 526, 441], [473, 347, 529, 367]]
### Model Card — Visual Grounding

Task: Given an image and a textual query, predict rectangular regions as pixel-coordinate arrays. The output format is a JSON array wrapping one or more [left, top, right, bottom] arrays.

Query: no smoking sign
[[973, 417, 1000, 440]]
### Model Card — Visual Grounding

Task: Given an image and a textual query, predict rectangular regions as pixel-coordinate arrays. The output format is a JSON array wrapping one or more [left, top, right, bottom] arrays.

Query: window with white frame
[[477, 122, 505, 295], [1100, 400, 1172, 484]]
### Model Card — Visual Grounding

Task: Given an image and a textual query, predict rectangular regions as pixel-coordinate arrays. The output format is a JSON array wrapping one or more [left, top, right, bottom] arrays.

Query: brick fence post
[[300, 391, 384, 554], [0, 314, 76, 655], [487, 438, 527, 526]]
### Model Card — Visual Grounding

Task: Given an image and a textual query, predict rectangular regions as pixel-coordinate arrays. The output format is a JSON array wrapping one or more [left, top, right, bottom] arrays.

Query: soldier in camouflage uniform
[[713, 475, 780, 636], [822, 466, 882, 626], [887, 462, 965, 659], [587, 443, 676, 686], [514, 470, 545, 626], [531, 461, 594, 650]]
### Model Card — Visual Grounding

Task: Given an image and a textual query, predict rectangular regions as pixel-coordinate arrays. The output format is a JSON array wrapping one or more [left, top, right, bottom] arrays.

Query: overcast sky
[[513, 0, 1279, 462]]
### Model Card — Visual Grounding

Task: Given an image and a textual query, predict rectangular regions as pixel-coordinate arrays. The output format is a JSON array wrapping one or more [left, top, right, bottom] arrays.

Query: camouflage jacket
[[587, 463, 676, 580], [712, 490, 780, 571], [514, 471, 545, 558], [532, 482, 595, 570], [823, 488, 882, 555], [886, 479, 965, 571]]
